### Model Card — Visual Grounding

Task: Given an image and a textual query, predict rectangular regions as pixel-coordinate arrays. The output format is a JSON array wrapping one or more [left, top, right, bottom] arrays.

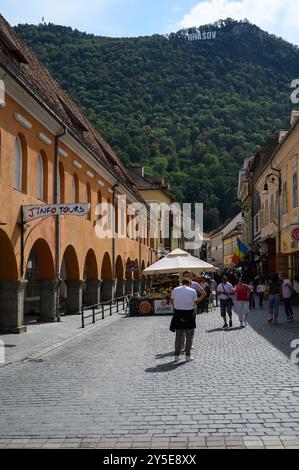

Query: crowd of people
[[215, 272, 296, 327], [169, 270, 297, 363]]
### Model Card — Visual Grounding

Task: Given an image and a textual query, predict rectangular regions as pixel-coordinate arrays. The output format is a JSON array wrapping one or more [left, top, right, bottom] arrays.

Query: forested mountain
[[15, 19, 299, 230]]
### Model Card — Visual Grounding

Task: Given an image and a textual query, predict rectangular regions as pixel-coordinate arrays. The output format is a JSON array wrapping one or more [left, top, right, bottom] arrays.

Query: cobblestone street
[[0, 306, 299, 448]]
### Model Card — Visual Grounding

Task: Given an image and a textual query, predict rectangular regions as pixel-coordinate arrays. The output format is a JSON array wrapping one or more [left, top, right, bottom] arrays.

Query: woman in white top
[[256, 279, 266, 309]]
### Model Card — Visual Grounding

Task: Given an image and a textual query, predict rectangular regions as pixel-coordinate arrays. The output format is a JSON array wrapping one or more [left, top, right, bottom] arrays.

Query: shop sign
[[138, 300, 153, 315], [154, 300, 174, 315], [291, 227, 299, 242], [22, 204, 90, 222]]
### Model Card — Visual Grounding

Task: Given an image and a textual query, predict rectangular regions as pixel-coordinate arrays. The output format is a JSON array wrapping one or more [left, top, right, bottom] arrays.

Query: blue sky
[[1, 0, 299, 45]]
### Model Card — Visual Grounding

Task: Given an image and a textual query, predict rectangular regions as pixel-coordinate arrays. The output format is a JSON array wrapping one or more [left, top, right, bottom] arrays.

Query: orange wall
[[0, 93, 153, 280]]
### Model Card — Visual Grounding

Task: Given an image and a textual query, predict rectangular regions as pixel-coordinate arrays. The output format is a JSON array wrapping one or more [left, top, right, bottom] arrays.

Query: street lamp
[[262, 170, 282, 259]]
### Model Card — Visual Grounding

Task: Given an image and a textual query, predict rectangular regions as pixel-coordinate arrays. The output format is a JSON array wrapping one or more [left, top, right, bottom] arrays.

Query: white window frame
[[14, 136, 22, 190], [293, 171, 298, 209], [37, 153, 43, 200]]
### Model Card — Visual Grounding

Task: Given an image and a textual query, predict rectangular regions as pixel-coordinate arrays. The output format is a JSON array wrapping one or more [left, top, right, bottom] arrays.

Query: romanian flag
[[232, 238, 249, 266]]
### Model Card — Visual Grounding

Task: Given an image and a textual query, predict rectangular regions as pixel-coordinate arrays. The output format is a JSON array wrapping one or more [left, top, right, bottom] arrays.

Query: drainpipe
[[112, 181, 120, 280], [54, 128, 67, 321]]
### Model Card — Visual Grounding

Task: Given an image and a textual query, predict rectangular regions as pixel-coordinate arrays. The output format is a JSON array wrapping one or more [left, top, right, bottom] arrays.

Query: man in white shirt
[[280, 273, 294, 321], [217, 276, 234, 329], [170, 279, 199, 362]]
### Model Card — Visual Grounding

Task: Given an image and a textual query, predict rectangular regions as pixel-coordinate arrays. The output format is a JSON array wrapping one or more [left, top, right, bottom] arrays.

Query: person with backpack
[[280, 273, 295, 322]]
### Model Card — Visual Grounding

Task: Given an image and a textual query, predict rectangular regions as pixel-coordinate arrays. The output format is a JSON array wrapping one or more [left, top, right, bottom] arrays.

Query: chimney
[[290, 110, 299, 128], [130, 167, 144, 177], [278, 130, 288, 143]]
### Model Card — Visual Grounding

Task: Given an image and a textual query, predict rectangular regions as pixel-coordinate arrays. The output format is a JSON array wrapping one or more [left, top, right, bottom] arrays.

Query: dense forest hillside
[[15, 19, 299, 230]]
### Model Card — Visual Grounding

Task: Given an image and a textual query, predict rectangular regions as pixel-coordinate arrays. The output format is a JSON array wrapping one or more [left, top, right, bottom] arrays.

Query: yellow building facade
[[255, 114, 299, 280]]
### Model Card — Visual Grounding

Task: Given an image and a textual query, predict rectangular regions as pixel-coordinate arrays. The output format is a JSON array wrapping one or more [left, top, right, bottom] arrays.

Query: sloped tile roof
[[0, 15, 140, 198]]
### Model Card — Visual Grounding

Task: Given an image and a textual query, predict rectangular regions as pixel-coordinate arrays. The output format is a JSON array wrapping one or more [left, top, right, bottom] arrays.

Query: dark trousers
[[258, 292, 264, 308], [220, 299, 232, 318], [249, 293, 255, 309], [284, 298, 294, 319], [175, 329, 194, 356]]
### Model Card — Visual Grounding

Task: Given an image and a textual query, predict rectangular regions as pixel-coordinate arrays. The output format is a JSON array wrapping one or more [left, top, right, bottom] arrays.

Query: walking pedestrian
[[280, 273, 294, 321], [233, 278, 250, 328], [256, 279, 266, 309], [217, 276, 234, 329], [268, 274, 281, 324], [182, 271, 207, 314], [248, 281, 256, 309], [180, 272, 206, 351], [170, 278, 198, 362]]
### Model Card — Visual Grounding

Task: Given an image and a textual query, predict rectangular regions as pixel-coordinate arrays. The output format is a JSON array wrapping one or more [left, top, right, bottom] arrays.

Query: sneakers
[[186, 356, 194, 362], [174, 355, 180, 362], [287, 316, 294, 322]]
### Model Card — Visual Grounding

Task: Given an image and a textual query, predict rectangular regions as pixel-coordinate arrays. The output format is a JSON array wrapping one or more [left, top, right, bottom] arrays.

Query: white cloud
[[179, 0, 299, 45], [173, 5, 181, 12]]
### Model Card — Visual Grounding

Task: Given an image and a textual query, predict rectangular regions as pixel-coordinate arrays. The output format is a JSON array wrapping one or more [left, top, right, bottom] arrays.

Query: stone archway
[[0, 229, 25, 333], [83, 249, 101, 306], [115, 255, 124, 298], [24, 238, 56, 322], [61, 245, 82, 314], [125, 258, 134, 295], [101, 252, 114, 302], [133, 259, 141, 294], [0, 229, 18, 281]]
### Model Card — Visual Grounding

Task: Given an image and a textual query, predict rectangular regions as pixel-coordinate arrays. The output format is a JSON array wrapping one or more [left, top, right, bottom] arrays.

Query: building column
[[85, 279, 102, 306], [39, 280, 57, 322], [141, 277, 146, 293], [115, 278, 125, 299], [125, 279, 134, 296], [0, 280, 27, 334], [133, 279, 141, 294], [145, 277, 152, 290], [66, 280, 85, 314], [101, 279, 115, 302]]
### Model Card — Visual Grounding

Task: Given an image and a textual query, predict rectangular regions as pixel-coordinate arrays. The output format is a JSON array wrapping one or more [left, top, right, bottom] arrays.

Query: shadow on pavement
[[155, 351, 175, 359], [245, 303, 299, 364], [145, 361, 186, 373], [206, 327, 241, 333]]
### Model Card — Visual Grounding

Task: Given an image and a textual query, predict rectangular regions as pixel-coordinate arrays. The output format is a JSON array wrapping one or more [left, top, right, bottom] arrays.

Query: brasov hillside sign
[[22, 203, 90, 222], [166, 29, 217, 41], [184, 30, 217, 41]]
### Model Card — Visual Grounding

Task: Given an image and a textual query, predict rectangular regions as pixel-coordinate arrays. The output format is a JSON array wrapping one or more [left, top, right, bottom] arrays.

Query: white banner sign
[[22, 203, 90, 222], [154, 300, 174, 315]]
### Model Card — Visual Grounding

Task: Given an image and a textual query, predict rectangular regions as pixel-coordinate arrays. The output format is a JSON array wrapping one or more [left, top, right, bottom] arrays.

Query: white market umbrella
[[143, 248, 218, 275]]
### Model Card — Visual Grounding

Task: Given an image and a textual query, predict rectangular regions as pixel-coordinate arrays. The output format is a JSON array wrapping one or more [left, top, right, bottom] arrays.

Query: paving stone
[[1, 308, 299, 441]]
